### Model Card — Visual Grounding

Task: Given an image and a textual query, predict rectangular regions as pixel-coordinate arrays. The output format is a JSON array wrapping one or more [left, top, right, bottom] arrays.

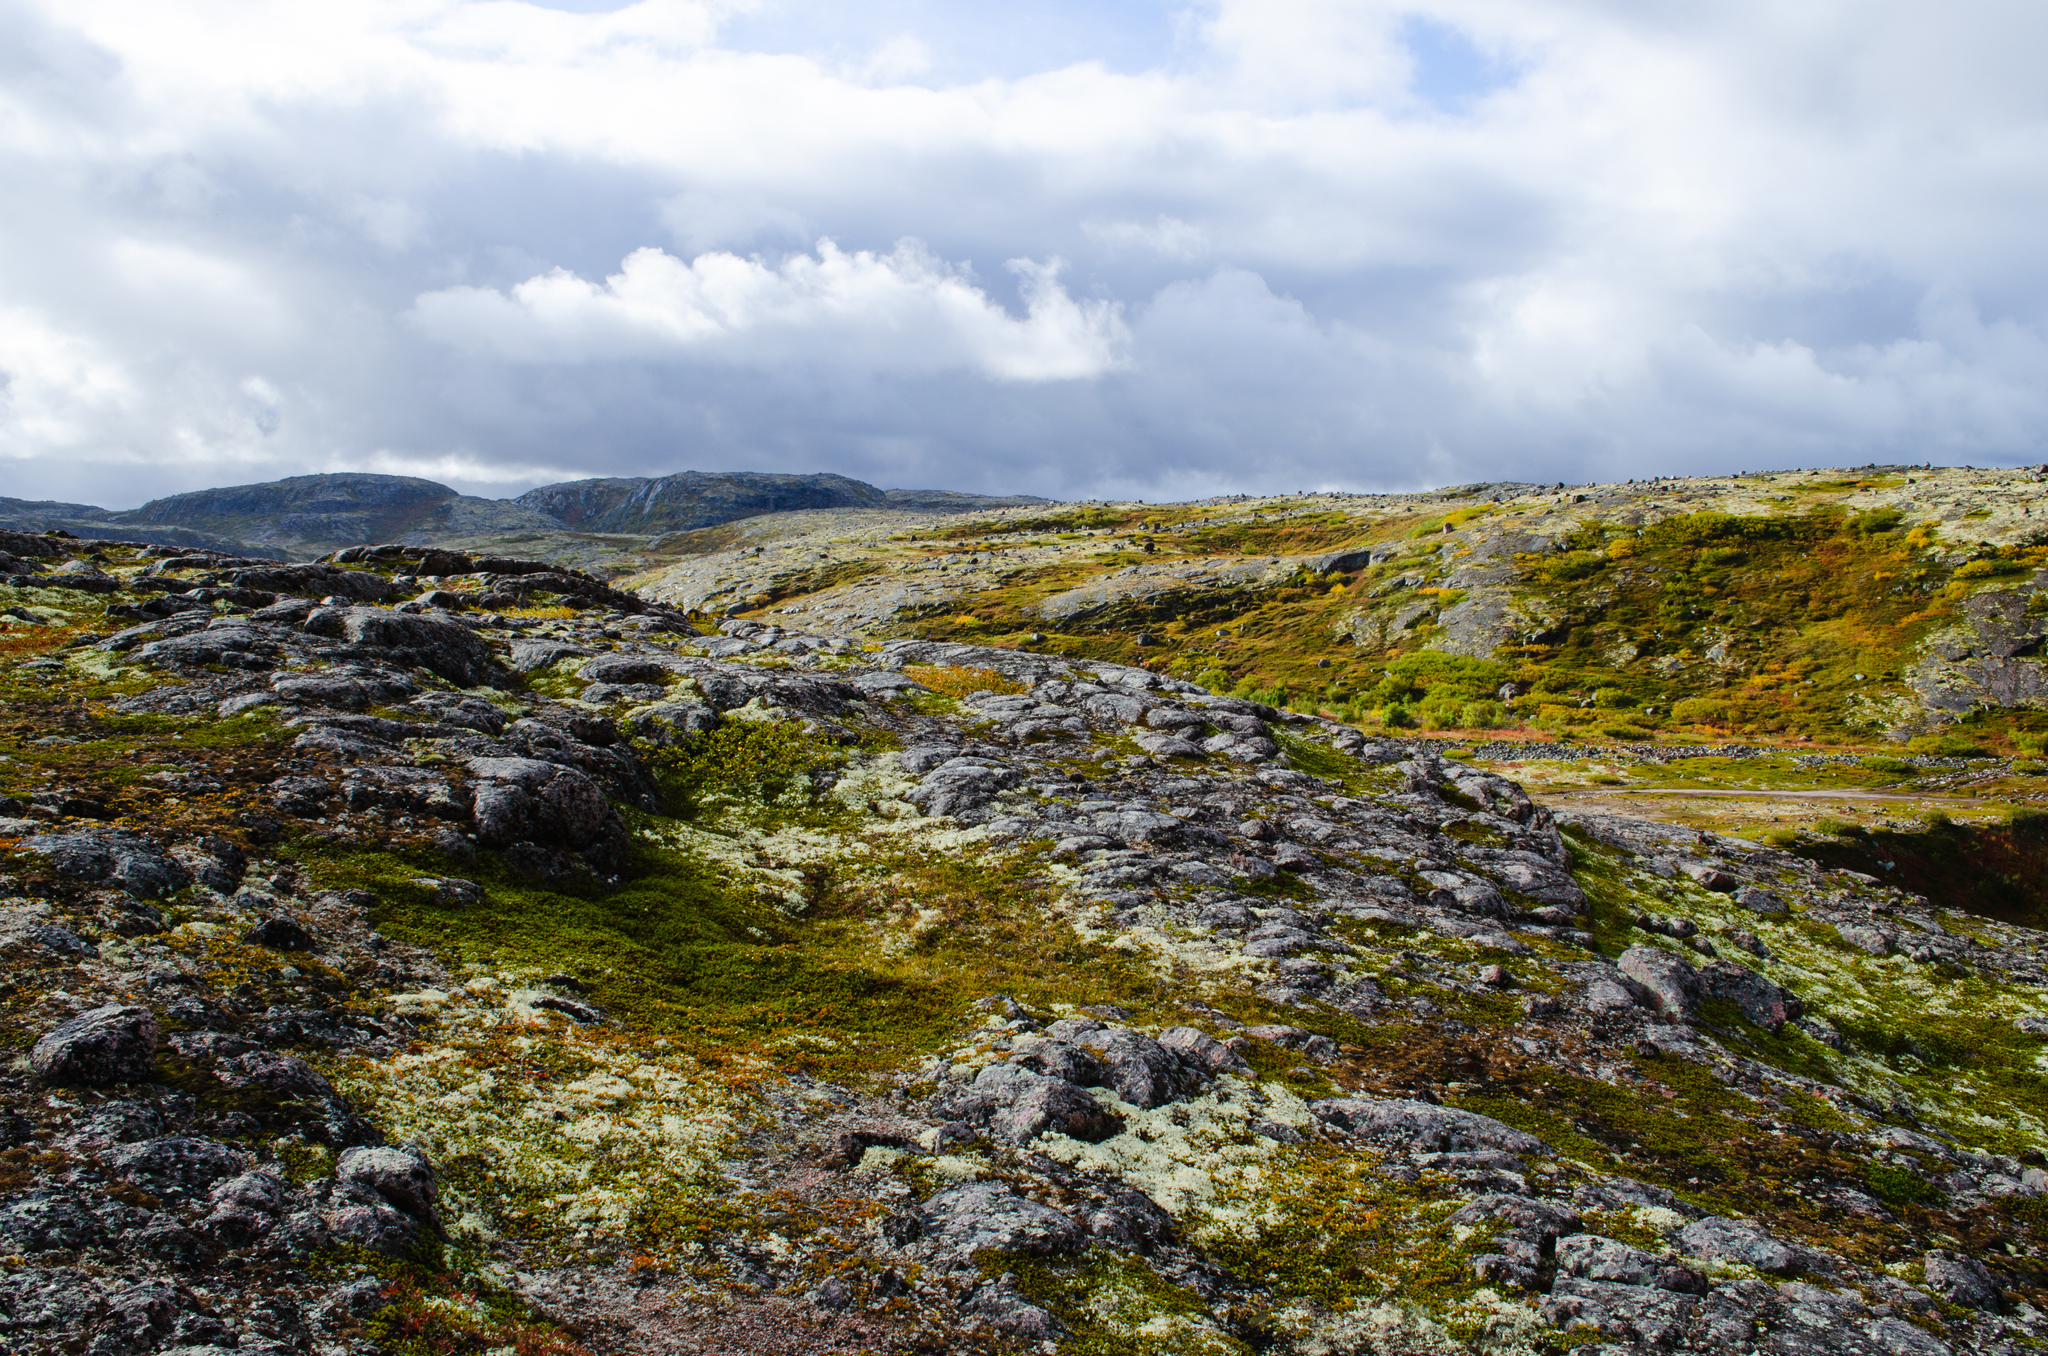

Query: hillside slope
[[635, 464, 2048, 755]]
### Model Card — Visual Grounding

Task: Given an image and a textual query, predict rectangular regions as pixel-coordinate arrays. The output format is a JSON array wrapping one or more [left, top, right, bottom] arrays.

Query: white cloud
[[0, 305, 135, 456], [409, 239, 1128, 380], [1, 0, 2047, 506]]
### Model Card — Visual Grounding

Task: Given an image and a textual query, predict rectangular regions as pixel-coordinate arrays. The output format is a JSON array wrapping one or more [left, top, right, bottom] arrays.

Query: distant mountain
[[516, 471, 890, 534], [884, 488, 1055, 511], [6, 470, 1056, 564], [112, 473, 558, 559], [0, 495, 261, 555]]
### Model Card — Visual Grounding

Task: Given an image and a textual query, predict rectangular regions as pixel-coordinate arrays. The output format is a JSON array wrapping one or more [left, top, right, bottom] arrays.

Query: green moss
[[1195, 1144, 1492, 1312], [299, 827, 1169, 1081], [639, 718, 842, 820], [1864, 1161, 1945, 1206], [1003, 1251, 1251, 1356]]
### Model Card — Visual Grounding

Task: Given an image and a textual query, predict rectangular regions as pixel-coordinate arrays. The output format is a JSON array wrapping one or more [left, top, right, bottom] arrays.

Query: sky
[[3, 0, 2047, 507]]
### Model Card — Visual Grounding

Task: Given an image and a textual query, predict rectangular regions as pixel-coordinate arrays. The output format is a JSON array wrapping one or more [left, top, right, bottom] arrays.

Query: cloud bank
[[1, 0, 2045, 505]]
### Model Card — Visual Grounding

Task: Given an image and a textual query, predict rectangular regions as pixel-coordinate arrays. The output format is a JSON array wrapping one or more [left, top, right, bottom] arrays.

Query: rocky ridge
[[629, 463, 2048, 745], [1, 531, 2047, 1353]]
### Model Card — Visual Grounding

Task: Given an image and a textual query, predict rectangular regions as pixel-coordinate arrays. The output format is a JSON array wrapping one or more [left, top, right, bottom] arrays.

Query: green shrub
[[1545, 551, 1606, 582], [1592, 687, 1638, 709], [1457, 700, 1507, 730], [1850, 507, 1905, 535], [1379, 704, 1415, 729], [1954, 557, 2023, 580], [1865, 1161, 1943, 1205], [643, 719, 836, 817], [1907, 733, 1989, 758], [1671, 697, 1731, 724]]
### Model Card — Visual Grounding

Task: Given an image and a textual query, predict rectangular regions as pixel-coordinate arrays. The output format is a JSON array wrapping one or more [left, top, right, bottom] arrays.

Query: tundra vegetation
[[1, 463, 2047, 1355]]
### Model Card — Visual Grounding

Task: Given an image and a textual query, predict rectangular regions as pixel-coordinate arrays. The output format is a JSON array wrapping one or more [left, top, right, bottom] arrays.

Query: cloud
[[409, 239, 1128, 380], [2, 0, 2047, 507]]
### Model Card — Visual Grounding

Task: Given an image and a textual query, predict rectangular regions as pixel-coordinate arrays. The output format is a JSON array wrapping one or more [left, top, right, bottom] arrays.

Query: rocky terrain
[[6, 520, 2048, 1355], [629, 463, 2048, 754]]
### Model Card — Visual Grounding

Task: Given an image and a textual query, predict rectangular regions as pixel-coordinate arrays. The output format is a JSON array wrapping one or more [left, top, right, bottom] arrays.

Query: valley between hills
[[3, 463, 2048, 1355]]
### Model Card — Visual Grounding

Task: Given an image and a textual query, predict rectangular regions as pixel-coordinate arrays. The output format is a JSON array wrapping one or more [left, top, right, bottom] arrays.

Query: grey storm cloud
[[2, 0, 2046, 507]]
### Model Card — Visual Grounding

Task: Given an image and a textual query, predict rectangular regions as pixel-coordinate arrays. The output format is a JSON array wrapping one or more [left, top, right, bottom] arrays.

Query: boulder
[[991, 1079, 1123, 1145], [1617, 946, 1702, 1021], [24, 833, 189, 899], [467, 756, 628, 875], [1069, 1026, 1205, 1108], [1158, 1026, 1252, 1076], [628, 700, 720, 745], [1923, 1248, 2002, 1311], [243, 915, 314, 951], [1698, 960, 1803, 1032], [31, 1004, 159, 1086], [1734, 885, 1788, 916], [335, 607, 497, 687], [336, 1145, 438, 1222]]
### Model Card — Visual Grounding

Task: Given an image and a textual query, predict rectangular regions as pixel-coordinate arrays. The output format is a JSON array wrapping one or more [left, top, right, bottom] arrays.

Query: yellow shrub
[[1672, 697, 1732, 724], [1606, 539, 1637, 560], [906, 665, 1026, 698]]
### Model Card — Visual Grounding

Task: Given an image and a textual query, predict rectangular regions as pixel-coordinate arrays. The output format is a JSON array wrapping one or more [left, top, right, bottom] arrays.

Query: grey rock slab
[[107, 1137, 248, 1193], [1677, 1215, 1798, 1275], [508, 639, 592, 673], [910, 1183, 1083, 1267], [1540, 1276, 1702, 1347], [906, 757, 1020, 818], [1309, 1097, 1547, 1155], [1555, 1233, 1707, 1292], [334, 606, 497, 687], [577, 652, 685, 684]]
